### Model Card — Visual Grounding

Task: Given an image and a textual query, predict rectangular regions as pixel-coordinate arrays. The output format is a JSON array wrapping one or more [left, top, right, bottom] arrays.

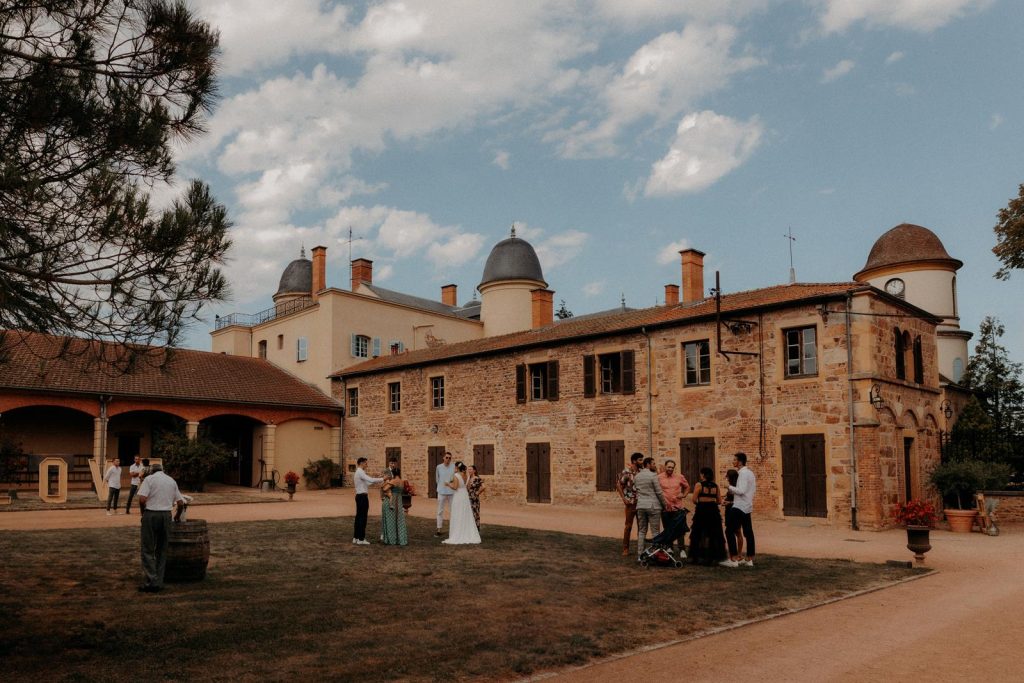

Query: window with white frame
[[784, 326, 817, 377], [431, 376, 445, 409], [351, 334, 370, 358], [683, 340, 711, 386], [296, 337, 308, 362]]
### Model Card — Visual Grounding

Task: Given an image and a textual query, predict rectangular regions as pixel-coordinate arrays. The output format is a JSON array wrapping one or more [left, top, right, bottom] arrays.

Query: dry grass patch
[[0, 516, 927, 681]]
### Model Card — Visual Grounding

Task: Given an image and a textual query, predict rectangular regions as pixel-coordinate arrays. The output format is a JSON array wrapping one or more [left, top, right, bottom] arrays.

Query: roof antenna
[[784, 226, 796, 284], [300, 244, 306, 259], [621, 292, 626, 310], [510, 222, 516, 239]]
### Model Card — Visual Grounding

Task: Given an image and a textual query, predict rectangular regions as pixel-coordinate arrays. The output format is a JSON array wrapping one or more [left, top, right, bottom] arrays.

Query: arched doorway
[[202, 415, 265, 487], [0, 405, 94, 489]]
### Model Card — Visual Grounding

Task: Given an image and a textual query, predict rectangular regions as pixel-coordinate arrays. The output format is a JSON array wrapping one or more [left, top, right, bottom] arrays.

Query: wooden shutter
[[621, 350, 635, 394], [596, 442, 610, 491], [372, 337, 381, 357], [583, 355, 595, 398], [516, 364, 527, 403], [894, 328, 905, 379], [698, 438, 715, 478], [526, 443, 539, 502], [547, 360, 559, 401], [350, 333, 358, 357], [538, 443, 551, 503], [427, 446, 445, 499], [781, 435, 805, 516], [679, 438, 698, 489], [385, 447, 402, 470], [473, 444, 495, 475], [804, 435, 827, 518], [913, 336, 924, 384]]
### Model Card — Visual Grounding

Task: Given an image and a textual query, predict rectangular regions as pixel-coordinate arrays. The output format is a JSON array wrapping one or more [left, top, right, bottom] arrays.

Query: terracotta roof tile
[[335, 282, 875, 378], [0, 331, 340, 410]]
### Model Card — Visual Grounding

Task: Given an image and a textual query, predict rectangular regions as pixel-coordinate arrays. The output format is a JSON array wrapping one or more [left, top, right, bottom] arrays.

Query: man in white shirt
[[722, 452, 757, 568], [124, 455, 143, 514], [353, 457, 383, 545], [104, 457, 122, 515], [136, 464, 185, 592], [434, 451, 456, 537]]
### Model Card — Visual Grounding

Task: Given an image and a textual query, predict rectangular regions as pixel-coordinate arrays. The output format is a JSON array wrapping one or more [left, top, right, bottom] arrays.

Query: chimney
[[664, 284, 679, 306], [680, 249, 706, 304], [311, 246, 326, 301], [441, 284, 457, 307], [531, 289, 554, 329], [351, 258, 373, 291]]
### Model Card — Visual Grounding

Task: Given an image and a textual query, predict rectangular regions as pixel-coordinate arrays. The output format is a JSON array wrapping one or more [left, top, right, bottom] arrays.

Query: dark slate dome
[[275, 254, 312, 297], [479, 236, 546, 288], [855, 223, 962, 280]]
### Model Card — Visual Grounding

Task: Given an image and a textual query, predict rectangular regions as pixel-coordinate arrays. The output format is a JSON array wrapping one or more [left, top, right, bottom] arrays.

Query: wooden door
[[596, 440, 624, 492], [526, 443, 551, 503], [781, 434, 827, 517], [679, 437, 715, 489], [385, 447, 402, 470], [427, 446, 445, 498]]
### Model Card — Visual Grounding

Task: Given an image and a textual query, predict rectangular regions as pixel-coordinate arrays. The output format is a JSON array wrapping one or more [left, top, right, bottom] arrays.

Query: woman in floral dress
[[466, 464, 486, 529], [381, 467, 408, 546]]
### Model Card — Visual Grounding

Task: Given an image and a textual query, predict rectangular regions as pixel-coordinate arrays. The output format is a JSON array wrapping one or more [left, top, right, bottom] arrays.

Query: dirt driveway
[[3, 489, 1021, 681]]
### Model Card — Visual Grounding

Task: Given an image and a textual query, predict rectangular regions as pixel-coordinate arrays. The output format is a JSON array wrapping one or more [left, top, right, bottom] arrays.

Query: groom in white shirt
[[435, 451, 455, 537], [353, 457, 384, 545]]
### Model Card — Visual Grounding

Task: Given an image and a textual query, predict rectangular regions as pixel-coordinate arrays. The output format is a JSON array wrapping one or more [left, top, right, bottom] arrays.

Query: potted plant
[[284, 470, 300, 500], [894, 499, 936, 563], [928, 460, 1012, 532], [402, 480, 416, 511]]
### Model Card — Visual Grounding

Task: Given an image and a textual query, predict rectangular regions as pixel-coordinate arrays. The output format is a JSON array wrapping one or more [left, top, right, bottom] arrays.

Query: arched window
[[912, 336, 923, 384], [953, 357, 964, 383], [894, 328, 905, 380], [902, 331, 912, 381]]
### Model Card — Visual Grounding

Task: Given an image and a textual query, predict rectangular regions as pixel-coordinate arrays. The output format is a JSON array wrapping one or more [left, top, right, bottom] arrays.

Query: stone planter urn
[[286, 483, 296, 501], [945, 509, 977, 533], [905, 525, 932, 564]]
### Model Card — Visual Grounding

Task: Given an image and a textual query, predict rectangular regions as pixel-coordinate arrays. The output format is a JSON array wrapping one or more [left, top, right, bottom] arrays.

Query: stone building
[[335, 225, 967, 529]]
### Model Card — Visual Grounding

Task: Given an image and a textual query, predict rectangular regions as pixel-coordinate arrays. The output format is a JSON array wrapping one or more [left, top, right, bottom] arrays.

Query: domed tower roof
[[478, 229, 546, 289], [275, 249, 312, 297], [854, 223, 962, 281]]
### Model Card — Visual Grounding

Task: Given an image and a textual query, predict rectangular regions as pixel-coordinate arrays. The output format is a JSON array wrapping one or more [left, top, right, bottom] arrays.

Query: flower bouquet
[[284, 470, 300, 499], [894, 499, 936, 528], [402, 480, 416, 510]]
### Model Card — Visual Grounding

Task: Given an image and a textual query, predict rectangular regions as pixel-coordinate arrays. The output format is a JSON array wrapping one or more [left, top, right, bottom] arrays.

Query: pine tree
[[961, 316, 1024, 435], [0, 1, 230, 352]]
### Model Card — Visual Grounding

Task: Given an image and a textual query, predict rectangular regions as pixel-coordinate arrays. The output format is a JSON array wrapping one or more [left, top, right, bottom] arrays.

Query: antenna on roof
[[510, 222, 516, 239], [784, 226, 796, 284], [300, 244, 306, 259], [346, 226, 364, 283], [621, 292, 626, 310]]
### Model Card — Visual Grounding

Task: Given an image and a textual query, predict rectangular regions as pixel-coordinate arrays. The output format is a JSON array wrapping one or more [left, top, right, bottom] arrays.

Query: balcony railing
[[215, 297, 315, 330]]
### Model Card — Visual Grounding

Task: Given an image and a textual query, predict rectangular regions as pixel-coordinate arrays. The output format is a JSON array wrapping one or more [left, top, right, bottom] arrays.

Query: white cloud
[[657, 239, 692, 265], [556, 24, 762, 158], [535, 230, 589, 270], [821, 59, 855, 83], [426, 233, 487, 268], [885, 51, 905, 64], [816, 0, 993, 34], [990, 113, 1004, 130], [643, 111, 763, 196], [583, 281, 605, 297], [492, 150, 510, 169], [594, 0, 770, 23]]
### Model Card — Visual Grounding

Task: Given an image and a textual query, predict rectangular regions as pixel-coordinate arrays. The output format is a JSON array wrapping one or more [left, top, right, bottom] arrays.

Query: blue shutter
[[350, 333, 358, 357], [297, 337, 308, 361], [372, 337, 381, 357]]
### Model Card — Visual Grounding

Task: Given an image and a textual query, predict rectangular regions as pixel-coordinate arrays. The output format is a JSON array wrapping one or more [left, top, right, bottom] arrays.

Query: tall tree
[[993, 183, 1024, 280], [961, 316, 1024, 434], [0, 1, 230, 352]]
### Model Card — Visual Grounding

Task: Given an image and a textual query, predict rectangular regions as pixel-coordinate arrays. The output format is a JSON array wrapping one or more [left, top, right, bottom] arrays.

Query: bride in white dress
[[442, 463, 481, 545]]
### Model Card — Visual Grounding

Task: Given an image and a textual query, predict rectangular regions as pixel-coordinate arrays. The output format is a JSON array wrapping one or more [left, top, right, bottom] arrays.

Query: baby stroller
[[638, 509, 689, 568]]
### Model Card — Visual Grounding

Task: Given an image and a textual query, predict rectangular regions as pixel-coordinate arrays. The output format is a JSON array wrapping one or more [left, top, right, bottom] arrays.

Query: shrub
[[929, 459, 1013, 509], [0, 436, 28, 484], [302, 457, 338, 490], [155, 432, 231, 492]]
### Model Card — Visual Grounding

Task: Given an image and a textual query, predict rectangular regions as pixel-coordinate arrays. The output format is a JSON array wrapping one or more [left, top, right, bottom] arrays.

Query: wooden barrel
[[165, 519, 210, 582]]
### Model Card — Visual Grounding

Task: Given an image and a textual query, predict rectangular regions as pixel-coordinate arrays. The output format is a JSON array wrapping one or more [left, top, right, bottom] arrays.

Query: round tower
[[854, 223, 971, 383], [273, 247, 313, 310], [478, 228, 547, 337]]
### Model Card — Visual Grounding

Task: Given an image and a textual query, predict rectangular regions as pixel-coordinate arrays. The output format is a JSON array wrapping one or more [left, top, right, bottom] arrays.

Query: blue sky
[[173, 0, 1024, 364]]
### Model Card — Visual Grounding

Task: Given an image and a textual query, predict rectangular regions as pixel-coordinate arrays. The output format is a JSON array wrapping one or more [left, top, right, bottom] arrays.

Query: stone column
[[92, 416, 108, 502], [263, 424, 277, 478], [331, 426, 342, 481], [186, 421, 200, 440]]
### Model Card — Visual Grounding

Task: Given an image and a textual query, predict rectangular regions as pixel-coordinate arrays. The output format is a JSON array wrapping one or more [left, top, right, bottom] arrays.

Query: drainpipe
[[641, 327, 653, 458], [845, 293, 859, 531]]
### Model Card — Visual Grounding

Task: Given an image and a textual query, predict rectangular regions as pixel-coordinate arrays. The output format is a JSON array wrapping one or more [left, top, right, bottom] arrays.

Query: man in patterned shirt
[[615, 452, 644, 556]]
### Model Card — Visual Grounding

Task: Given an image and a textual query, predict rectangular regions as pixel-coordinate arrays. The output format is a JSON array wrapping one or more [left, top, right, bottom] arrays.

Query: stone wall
[[983, 491, 1024, 523], [338, 291, 944, 528]]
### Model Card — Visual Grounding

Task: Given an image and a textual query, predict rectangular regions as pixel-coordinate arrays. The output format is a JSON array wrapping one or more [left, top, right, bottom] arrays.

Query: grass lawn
[[0, 516, 927, 682]]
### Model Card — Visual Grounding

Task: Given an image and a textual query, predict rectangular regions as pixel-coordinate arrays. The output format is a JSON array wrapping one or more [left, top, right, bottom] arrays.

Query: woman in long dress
[[381, 467, 408, 546], [442, 463, 481, 545], [687, 467, 727, 565], [466, 464, 485, 529]]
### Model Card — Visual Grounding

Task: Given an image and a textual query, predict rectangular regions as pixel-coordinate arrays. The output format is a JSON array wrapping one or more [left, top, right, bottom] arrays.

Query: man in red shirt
[[658, 459, 690, 558]]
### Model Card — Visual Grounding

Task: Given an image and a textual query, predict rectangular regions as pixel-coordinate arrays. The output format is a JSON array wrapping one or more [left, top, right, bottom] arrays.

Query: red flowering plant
[[402, 481, 417, 496], [894, 499, 937, 528], [284, 471, 300, 487]]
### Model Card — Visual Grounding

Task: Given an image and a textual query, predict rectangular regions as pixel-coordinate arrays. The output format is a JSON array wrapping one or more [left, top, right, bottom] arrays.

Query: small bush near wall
[[156, 433, 231, 492], [303, 457, 338, 489]]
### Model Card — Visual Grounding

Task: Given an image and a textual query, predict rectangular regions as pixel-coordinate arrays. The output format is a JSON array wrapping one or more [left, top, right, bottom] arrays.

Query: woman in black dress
[[688, 467, 728, 565]]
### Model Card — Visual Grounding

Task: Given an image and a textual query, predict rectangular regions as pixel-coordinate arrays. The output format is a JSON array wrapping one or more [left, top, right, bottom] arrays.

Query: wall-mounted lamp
[[429, 424, 439, 434], [869, 383, 885, 409], [939, 399, 953, 420]]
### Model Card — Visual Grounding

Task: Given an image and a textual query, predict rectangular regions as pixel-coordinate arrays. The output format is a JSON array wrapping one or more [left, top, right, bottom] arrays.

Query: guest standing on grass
[[381, 466, 408, 546], [634, 457, 667, 560], [104, 458, 122, 515], [466, 464, 485, 529], [658, 459, 690, 558], [688, 467, 727, 565], [379, 456, 398, 541], [723, 452, 756, 568], [723, 468, 744, 565], [435, 451, 456, 537], [353, 458, 384, 546], [615, 452, 644, 556], [136, 464, 185, 593], [124, 455, 143, 514]]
